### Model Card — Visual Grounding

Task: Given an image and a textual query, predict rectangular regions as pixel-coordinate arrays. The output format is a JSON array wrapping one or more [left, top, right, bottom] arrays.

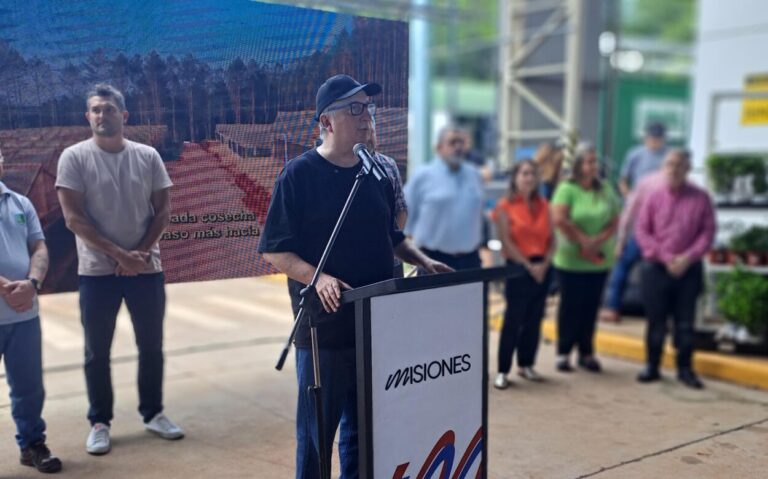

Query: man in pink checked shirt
[[634, 149, 715, 389]]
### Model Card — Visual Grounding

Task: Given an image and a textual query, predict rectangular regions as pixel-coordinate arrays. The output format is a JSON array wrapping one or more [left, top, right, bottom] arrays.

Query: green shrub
[[715, 267, 768, 334], [730, 226, 768, 253], [706, 154, 734, 194]]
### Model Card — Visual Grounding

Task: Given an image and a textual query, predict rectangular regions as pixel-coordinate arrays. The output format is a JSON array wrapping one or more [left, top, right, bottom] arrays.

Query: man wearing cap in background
[[618, 121, 668, 197], [0, 148, 62, 473], [259, 74, 451, 478], [600, 122, 669, 323]]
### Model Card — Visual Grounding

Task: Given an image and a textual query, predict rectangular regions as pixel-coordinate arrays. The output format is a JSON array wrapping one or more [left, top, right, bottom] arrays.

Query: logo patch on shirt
[[14, 213, 26, 225]]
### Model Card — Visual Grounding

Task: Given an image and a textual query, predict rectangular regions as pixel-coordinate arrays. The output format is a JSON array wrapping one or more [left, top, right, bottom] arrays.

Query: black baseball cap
[[314, 74, 381, 122], [645, 122, 666, 138]]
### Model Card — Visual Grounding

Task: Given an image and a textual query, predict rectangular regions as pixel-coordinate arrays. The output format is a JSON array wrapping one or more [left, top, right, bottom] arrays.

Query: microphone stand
[[275, 152, 381, 479]]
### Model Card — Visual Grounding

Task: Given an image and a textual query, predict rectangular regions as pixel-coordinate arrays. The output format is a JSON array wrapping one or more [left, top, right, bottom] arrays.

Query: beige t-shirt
[[56, 139, 173, 276]]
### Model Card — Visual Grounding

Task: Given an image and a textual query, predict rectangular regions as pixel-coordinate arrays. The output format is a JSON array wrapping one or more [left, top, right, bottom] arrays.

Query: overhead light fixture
[[610, 50, 644, 73], [598, 31, 617, 56]]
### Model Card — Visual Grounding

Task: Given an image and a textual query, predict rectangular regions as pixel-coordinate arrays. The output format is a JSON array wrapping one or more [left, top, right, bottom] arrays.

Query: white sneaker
[[518, 367, 544, 382], [493, 373, 510, 390], [145, 413, 185, 440], [86, 423, 111, 455]]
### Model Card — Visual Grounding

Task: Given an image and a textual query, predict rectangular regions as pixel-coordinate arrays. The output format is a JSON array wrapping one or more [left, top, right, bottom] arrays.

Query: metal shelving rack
[[698, 90, 768, 335]]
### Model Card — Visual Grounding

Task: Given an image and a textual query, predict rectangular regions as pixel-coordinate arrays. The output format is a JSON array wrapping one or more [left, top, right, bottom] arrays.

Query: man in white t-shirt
[[56, 83, 183, 456]]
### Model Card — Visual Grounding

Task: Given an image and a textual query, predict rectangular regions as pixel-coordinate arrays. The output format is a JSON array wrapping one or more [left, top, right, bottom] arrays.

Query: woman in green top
[[550, 146, 619, 373]]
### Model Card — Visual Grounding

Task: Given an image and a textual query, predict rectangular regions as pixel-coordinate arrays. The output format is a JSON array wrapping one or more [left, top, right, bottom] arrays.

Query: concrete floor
[[1, 276, 767, 479]]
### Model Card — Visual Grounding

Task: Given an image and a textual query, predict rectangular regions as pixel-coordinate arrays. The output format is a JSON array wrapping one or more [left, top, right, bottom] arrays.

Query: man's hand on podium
[[420, 259, 454, 275], [316, 273, 352, 313]]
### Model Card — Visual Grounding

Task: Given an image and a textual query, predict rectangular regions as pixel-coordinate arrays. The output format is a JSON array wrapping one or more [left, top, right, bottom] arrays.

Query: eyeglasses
[[325, 101, 376, 117]]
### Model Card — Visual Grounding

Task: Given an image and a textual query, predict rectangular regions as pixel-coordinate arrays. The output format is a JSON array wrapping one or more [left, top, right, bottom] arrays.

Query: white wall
[[689, 0, 768, 237], [689, 0, 768, 174]]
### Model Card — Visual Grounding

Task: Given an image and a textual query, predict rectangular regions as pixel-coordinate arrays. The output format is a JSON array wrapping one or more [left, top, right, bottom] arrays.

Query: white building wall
[[689, 0, 768, 173]]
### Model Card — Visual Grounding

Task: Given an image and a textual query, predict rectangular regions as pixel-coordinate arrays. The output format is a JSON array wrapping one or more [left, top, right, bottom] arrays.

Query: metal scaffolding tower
[[498, 0, 585, 169]]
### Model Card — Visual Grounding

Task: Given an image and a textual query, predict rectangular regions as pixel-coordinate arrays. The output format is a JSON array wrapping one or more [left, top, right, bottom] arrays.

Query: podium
[[342, 266, 519, 479]]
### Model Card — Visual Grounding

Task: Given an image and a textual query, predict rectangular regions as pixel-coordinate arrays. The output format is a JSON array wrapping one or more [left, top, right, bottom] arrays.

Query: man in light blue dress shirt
[[404, 126, 485, 271]]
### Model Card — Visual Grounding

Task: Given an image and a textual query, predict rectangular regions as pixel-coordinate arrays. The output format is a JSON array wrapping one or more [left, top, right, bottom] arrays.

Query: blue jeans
[[0, 317, 47, 448], [295, 347, 358, 479], [604, 236, 642, 311], [79, 273, 166, 426]]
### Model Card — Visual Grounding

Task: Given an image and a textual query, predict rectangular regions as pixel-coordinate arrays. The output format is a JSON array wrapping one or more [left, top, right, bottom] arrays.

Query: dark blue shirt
[[258, 149, 405, 348]]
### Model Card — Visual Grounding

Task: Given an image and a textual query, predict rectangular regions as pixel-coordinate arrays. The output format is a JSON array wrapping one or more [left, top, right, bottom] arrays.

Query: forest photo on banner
[[0, 0, 409, 292]]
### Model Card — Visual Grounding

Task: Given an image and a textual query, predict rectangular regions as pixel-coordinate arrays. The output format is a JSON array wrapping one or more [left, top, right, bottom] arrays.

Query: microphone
[[353, 143, 387, 181]]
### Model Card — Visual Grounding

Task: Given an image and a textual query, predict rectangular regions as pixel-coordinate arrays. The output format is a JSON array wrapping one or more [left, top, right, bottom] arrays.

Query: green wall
[[608, 73, 690, 179]]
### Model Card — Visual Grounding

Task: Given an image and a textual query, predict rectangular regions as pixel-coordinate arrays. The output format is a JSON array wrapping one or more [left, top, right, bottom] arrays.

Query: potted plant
[[731, 156, 762, 203], [752, 226, 768, 265], [731, 226, 768, 265], [727, 232, 749, 264], [707, 244, 728, 264], [706, 154, 734, 203], [751, 158, 768, 204], [714, 267, 768, 351]]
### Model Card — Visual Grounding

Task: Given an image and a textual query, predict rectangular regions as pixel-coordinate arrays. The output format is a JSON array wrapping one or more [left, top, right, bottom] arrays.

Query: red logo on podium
[[391, 427, 483, 479]]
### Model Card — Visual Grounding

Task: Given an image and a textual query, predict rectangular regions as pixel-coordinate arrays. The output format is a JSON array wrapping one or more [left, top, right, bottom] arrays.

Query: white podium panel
[[365, 282, 485, 478]]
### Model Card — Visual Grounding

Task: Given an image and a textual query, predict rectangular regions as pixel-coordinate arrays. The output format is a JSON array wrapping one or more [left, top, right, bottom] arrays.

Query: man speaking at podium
[[259, 74, 451, 478]]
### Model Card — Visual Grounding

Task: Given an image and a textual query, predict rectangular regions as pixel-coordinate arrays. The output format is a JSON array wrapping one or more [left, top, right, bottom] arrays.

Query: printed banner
[[0, 0, 408, 292]]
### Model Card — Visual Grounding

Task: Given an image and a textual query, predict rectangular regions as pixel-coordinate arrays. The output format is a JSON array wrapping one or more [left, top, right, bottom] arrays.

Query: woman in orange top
[[493, 159, 555, 389]]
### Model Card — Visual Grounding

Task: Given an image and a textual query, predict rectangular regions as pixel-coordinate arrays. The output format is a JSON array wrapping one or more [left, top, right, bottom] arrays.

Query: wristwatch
[[28, 278, 42, 292]]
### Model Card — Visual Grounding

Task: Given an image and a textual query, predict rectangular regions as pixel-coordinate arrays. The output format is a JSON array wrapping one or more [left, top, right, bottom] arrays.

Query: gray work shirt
[[55, 139, 173, 276], [620, 145, 668, 189], [0, 181, 45, 324]]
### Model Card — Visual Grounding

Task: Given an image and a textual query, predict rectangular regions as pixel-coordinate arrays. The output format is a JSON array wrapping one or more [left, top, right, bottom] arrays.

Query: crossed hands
[[579, 236, 605, 265], [665, 255, 690, 278], [0, 276, 36, 313], [525, 262, 549, 284], [115, 250, 150, 276]]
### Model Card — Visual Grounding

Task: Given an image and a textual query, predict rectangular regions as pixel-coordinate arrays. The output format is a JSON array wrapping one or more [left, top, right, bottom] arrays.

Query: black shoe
[[556, 358, 573, 373], [678, 369, 704, 389], [637, 366, 661, 383], [578, 356, 602, 373], [20, 442, 62, 474]]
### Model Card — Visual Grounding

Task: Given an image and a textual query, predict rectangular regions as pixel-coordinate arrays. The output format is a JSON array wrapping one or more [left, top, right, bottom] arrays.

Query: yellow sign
[[741, 73, 768, 125]]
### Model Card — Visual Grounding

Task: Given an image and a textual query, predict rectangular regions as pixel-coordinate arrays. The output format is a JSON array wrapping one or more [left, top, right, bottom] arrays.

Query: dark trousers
[[1, 317, 46, 448], [419, 248, 481, 272], [640, 261, 703, 370], [79, 273, 166, 426], [497, 261, 551, 373], [556, 270, 608, 357], [295, 347, 358, 479]]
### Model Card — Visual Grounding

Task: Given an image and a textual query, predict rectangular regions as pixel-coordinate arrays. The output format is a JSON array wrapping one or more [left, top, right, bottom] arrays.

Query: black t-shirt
[[258, 149, 406, 349]]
